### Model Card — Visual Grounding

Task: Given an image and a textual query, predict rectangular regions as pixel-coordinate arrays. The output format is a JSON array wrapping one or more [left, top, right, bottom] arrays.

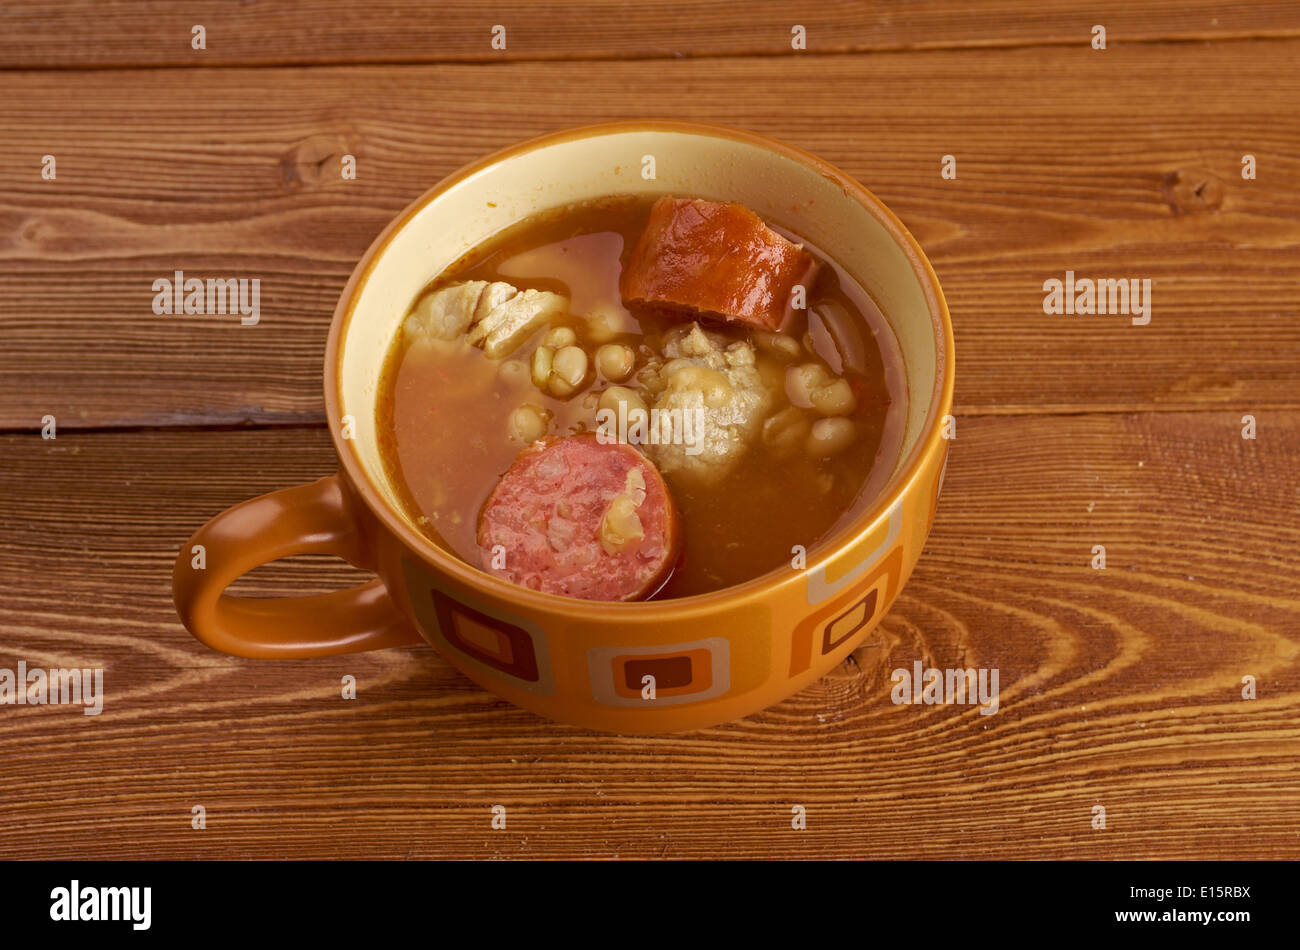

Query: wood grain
[[2, 42, 1298, 429], [2, 5, 1297, 863], [1, 416, 1296, 859], [1, 1, 1298, 67]]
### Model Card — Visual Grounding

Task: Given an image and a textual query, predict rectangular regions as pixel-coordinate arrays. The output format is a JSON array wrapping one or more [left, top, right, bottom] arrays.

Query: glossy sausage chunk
[[619, 197, 819, 332], [477, 434, 680, 601]]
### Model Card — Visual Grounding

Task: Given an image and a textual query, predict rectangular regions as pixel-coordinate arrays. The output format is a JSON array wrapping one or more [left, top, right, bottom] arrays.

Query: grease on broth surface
[[376, 195, 905, 599]]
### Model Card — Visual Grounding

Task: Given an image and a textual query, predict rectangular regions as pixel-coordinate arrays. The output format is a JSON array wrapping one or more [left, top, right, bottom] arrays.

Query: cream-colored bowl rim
[[326, 120, 955, 622]]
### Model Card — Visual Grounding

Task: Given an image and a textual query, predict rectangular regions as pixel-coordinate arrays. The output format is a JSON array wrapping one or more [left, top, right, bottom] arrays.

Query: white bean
[[598, 385, 648, 418], [543, 326, 577, 348], [549, 345, 588, 396], [508, 404, 551, 444], [810, 377, 856, 417], [785, 362, 833, 409], [754, 329, 802, 361], [762, 406, 811, 458], [806, 417, 856, 457], [595, 343, 635, 381], [786, 362, 856, 416], [531, 345, 554, 389]]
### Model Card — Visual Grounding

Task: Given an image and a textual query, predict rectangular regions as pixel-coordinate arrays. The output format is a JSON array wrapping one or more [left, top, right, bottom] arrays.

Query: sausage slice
[[620, 197, 819, 332], [477, 434, 680, 601]]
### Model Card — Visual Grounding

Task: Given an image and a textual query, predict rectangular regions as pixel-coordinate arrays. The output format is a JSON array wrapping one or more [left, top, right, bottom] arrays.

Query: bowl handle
[[172, 474, 421, 658]]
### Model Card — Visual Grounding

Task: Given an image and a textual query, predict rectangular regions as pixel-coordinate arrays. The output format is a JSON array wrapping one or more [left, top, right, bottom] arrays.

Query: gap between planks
[[0, 404, 1290, 436], [3, 30, 1300, 74]]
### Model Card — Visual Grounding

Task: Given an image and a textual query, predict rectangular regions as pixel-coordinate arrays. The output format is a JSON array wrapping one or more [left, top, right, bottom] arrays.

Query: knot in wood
[[1161, 168, 1224, 215], [279, 132, 351, 192]]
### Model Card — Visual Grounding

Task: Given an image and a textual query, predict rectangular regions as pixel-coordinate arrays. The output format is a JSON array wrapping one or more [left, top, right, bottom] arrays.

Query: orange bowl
[[174, 121, 954, 733]]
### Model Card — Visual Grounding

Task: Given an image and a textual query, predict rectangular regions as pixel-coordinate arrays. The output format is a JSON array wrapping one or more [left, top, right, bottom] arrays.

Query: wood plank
[[2, 45, 1299, 428], [1, 1, 1298, 67], [1, 413, 1296, 858]]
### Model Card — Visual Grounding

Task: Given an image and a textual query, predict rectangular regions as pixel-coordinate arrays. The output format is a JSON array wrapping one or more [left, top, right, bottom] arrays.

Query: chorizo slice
[[619, 197, 819, 332], [476, 434, 680, 601]]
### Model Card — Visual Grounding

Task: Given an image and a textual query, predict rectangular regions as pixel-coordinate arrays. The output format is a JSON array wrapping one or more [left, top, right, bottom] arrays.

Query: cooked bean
[[754, 329, 802, 361], [806, 417, 855, 457], [762, 406, 811, 458], [598, 385, 648, 419], [786, 362, 856, 416], [508, 403, 551, 444], [549, 345, 589, 396], [543, 326, 577, 348], [595, 343, 635, 381], [785, 362, 833, 409], [531, 345, 554, 389], [809, 377, 856, 417]]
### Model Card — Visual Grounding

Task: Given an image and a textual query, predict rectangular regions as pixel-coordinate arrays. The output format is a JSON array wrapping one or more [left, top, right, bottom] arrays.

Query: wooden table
[[2, 2, 1297, 860]]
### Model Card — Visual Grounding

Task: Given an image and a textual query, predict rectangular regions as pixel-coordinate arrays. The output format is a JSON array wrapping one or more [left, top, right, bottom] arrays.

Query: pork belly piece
[[619, 197, 819, 332], [466, 287, 568, 358], [403, 280, 568, 358], [404, 280, 487, 340]]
